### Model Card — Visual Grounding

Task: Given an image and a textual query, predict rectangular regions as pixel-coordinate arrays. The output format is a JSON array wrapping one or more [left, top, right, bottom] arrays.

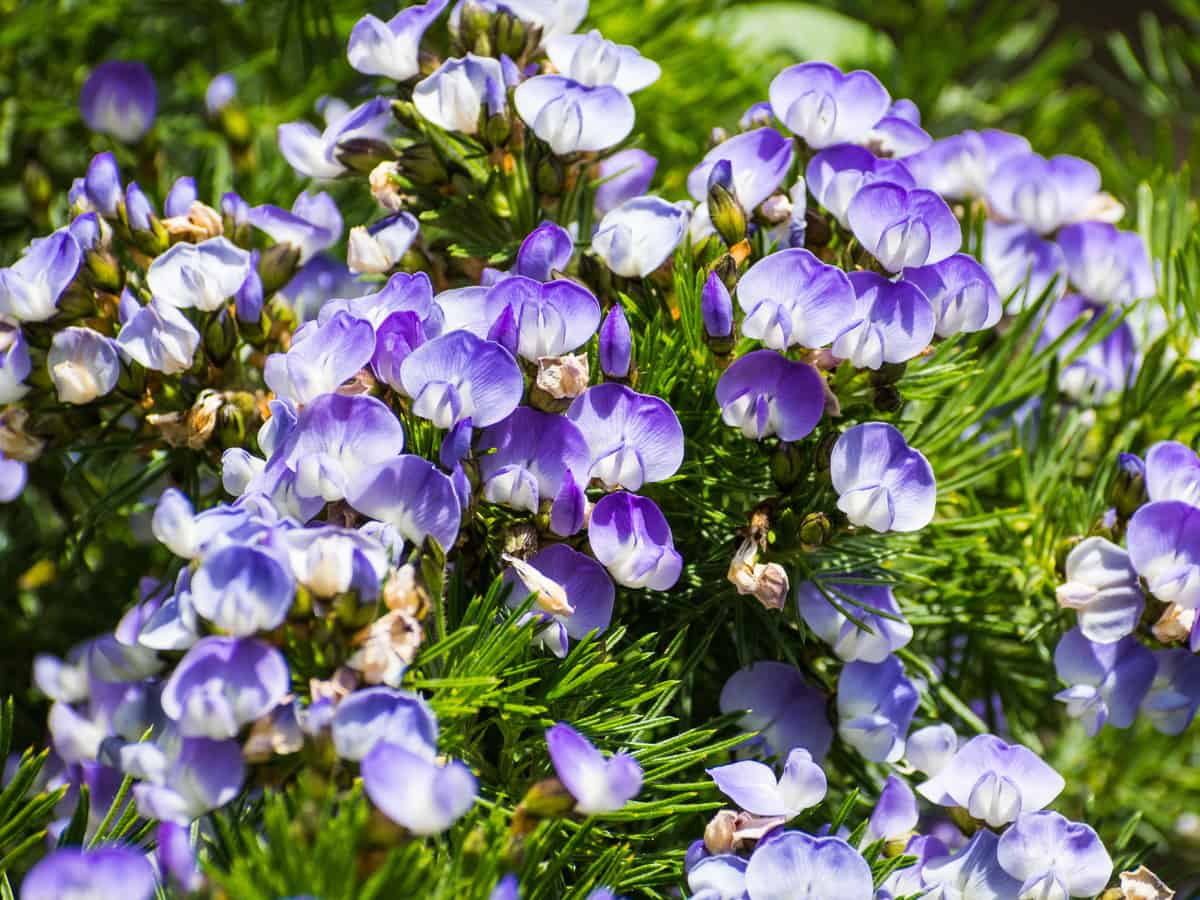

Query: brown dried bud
[[370, 161, 407, 212], [1118, 865, 1174, 899], [703, 809, 738, 855], [0, 409, 44, 462], [1153, 603, 1195, 645], [348, 610, 424, 687], [534, 352, 590, 402], [163, 202, 224, 242]]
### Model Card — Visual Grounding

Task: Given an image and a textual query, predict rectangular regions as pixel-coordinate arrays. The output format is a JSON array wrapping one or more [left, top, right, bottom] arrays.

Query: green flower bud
[[535, 155, 565, 196], [798, 511, 833, 548], [85, 250, 123, 294], [259, 243, 301, 295], [335, 138, 395, 175], [204, 309, 239, 367], [872, 385, 903, 413], [492, 10, 529, 58], [398, 143, 448, 186], [708, 182, 747, 247], [771, 442, 808, 490], [1107, 453, 1147, 519]]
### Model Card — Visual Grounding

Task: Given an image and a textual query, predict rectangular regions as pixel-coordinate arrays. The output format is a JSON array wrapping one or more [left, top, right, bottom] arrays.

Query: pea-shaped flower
[[903, 253, 1002, 338], [567, 383, 684, 490], [362, 742, 477, 835], [1057, 221, 1155, 306], [399, 330, 523, 428], [1126, 500, 1200, 609], [769, 61, 890, 149], [715, 350, 826, 442], [796, 578, 913, 663], [831, 423, 936, 533], [545, 29, 661, 93], [1056, 536, 1145, 643], [482, 276, 601, 361], [719, 661, 833, 761], [987, 152, 1101, 235], [996, 811, 1113, 900], [1053, 628, 1156, 736], [190, 545, 295, 635], [502, 544, 615, 657], [847, 182, 961, 273], [595, 149, 657, 215], [745, 832, 873, 900], [587, 491, 682, 590], [687, 128, 795, 217], [736, 248, 854, 351], [349, 454, 463, 550], [1142, 649, 1200, 735], [920, 830, 1022, 899], [80, 60, 157, 143], [47, 326, 120, 405], [836, 655, 918, 763], [515, 75, 635, 154], [982, 221, 1067, 313], [331, 686, 438, 761], [0, 229, 82, 322], [831, 272, 935, 369], [592, 196, 689, 279], [148, 237, 253, 312], [1145, 440, 1200, 507], [477, 406, 591, 513], [22, 845, 156, 900], [1036, 294, 1136, 402], [706, 747, 827, 818], [248, 191, 343, 266], [127, 733, 245, 824], [414, 54, 505, 135], [278, 97, 393, 179], [806, 144, 914, 228], [347, 0, 449, 81], [546, 721, 642, 814], [903, 128, 1031, 199]]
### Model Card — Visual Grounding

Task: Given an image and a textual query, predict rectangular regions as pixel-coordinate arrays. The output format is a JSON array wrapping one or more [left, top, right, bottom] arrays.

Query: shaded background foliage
[[2, 0, 1200, 892]]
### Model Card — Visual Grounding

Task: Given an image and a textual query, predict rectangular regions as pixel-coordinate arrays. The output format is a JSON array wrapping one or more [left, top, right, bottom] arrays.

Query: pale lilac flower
[[161, 636, 290, 737], [983, 220, 1067, 313], [920, 829, 1022, 900], [847, 182, 961, 272], [566, 383, 684, 490], [546, 722, 642, 814], [987, 152, 1101, 235], [903, 129, 1031, 199], [279, 255, 363, 322], [464, 276, 600, 361], [502, 544, 615, 657], [158, 821, 204, 893], [477, 406, 590, 513], [545, 29, 660, 92], [831, 423, 936, 533], [837, 655, 918, 763], [363, 742, 477, 834], [115, 296, 201, 374], [796, 578, 912, 663], [867, 775, 918, 843], [347, 213, 420, 275], [331, 686, 438, 761], [414, 55, 506, 135], [280, 525, 389, 599], [348, 0, 450, 80], [805, 144, 914, 227], [148, 236, 252, 312], [587, 491, 681, 590], [348, 454, 463, 550], [1126, 500, 1200, 609], [1056, 537, 1145, 643], [128, 734, 246, 824], [769, 61, 890, 149], [706, 747, 826, 818], [189, 545, 295, 635], [687, 855, 748, 900], [1141, 649, 1200, 735], [507, 221, 575, 281], [903, 253, 1003, 337], [264, 311, 375, 405], [745, 832, 873, 900], [124, 181, 156, 230], [1146, 441, 1200, 507], [996, 811, 1113, 899], [867, 113, 931, 157], [592, 196, 688, 278], [248, 191, 343, 265], [1053, 627, 1156, 736], [47, 326, 120, 405], [0, 229, 82, 321], [719, 662, 833, 761], [83, 151, 123, 216], [701, 272, 733, 340], [687, 129, 795, 218], [278, 97, 392, 179], [399, 330, 523, 428], [735, 248, 853, 350], [515, 75, 636, 154], [1036, 294, 1136, 402], [22, 845, 156, 900], [318, 269, 439, 332], [206, 72, 236, 116], [831, 271, 935, 368], [490, 874, 521, 900], [1057, 222, 1155, 305], [0, 451, 26, 503], [165, 176, 197, 218], [80, 60, 157, 143], [595, 149, 657, 214], [917, 734, 1065, 827], [715, 350, 825, 442]]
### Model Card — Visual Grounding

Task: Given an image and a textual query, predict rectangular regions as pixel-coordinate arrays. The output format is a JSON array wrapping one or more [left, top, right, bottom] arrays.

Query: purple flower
[[206, 72, 237, 116], [831, 423, 936, 533], [363, 741, 477, 834], [1126, 500, 1200, 609], [148, 236, 252, 312], [278, 96, 392, 179], [115, 296, 200, 373], [867, 114, 931, 157], [903, 129, 1031, 199], [598, 305, 632, 378], [687, 129, 795, 218], [805, 144, 915, 227], [490, 874, 521, 900], [1053, 627, 1156, 735], [189, 546, 295, 634], [1057, 222, 1155, 305], [917, 734, 1065, 827], [546, 722, 642, 814], [987, 152, 1101, 235], [165, 176, 197, 218], [400, 330, 523, 428], [551, 470, 586, 537], [47, 326, 120, 405], [1142, 649, 1200, 735], [719, 661, 833, 761], [701, 272, 733, 339], [331, 686, 438, 761], [715, 350, 825, 442], [595, 149, 657, 215], [348, 454, 463, 550], [545, 29, 661, 93], [80, 60, 157, 142], [248, 191, 343, 265], [280, 525, 389, 599], [510, 221, 575, 281], [124, 181, 156, 230], [1056, 537, 1145, 643], [0, 229, 82, 322], [735, 248, 853, 350], [348, 0, 449, 80], [769, 61, 890, 150], [415, 54, 506, 135], [867, 775, 918, 843], [797, 578, 912, 662], [592, 196, 689, 278], [83, 151, 123, 216], [128, 734, 246, 824], [745, 832, 873, 900], [982, 220, 1067, 313], [319, 269, 439, 331], [1145, 441, 1200, 507], [161, 636, 290, 737], [472, 276, 600, 361], [280, 255, 363, 322], [587, 491, 682, 590], [348, 213, 421, 275], [566, 383, 684, 490], [22, 845, 156, 900], [158, 821, 204, 892], [847, 182, 961, 272], [903, 253, 1002, 337], [836, 655, 918, 762], [515, 75, 636, 154], [477, 406, 590, 512], [996, 811, 1112, 899], [264, 311, 375, 405], [920, 829, 1022, 899], [831, 271, 935, 368], [502, 544, 615, 657], [706, 747, 826, 818], [688, 855, 748, 900], [1036, 294, 1137, 401], [0, 452, 27, 503]]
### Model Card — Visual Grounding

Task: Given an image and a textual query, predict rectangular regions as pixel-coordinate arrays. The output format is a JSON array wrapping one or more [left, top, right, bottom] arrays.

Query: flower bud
[[204, 308, 239, 366], [704, 810, 738, 855], [398, 143, 448, 187], [771, 441, 807, 490], [532, 353, 589, 409], [458, 1, 493, 55], [484, 110, 512, 148], [1107, 452, 1147, 519], [491, 10, 529, 59], [518, 778, 576, 819], [760, 193, 791, 225], [335, 138, 394, 175], [598, 306, 632, 379], [701, 272, 734, 354], [706, 161, 746, 247], [872, 385, 903, 413], [536, 156, 565, 196], [85, 249, 124, 293], [869, 362, 908, 387], [258, 243, 302, 295], [813, 430, 839, 473], [799, 512, 833, 548]]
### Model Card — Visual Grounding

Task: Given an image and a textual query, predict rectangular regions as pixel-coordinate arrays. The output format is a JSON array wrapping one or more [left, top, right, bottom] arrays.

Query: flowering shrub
[[1, 1, 1198, 898]]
